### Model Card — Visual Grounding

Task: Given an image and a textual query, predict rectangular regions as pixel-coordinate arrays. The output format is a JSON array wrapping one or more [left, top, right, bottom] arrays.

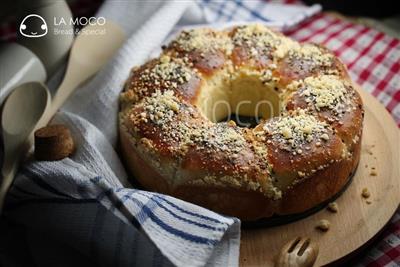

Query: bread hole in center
[[196, 70, 281, 128]]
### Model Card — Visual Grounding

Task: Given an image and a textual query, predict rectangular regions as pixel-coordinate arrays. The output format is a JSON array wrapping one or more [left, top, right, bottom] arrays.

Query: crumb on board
[[370, 167, 377, 176], [361, 188, 371, 199], [366, 200, 372, 205], [366, 144, 375, 155], [327, 202, 339, 213], [316, 219, 330, 232]]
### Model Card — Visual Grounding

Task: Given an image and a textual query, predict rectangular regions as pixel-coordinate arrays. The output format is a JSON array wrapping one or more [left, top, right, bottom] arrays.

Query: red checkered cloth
[[285, 13, 400, 128], [0, 0, 399, 266]]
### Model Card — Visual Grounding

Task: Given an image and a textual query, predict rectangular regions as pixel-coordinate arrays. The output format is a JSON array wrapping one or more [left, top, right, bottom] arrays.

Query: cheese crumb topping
[[150, 56, 192, 86], [288, 43, 333, 65], [136, 91, 246, 155], [232, 24, 281, 56], [263, 109, 330, 149], [140, 90, 180, 125], [298, 75, 351, 114], [173, 28, 233, 54], [129, 55, 193, 98], [123, 56, 194, 105], [190, 123, 246, 153], [232, 24, 302, 62]]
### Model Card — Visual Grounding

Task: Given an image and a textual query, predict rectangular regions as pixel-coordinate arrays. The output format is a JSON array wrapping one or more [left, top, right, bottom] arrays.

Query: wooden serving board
[[240, 86, 400, 266]]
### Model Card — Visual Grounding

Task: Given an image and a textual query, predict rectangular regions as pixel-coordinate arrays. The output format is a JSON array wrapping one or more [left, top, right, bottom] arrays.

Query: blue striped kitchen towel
[[1, 0, 320, 266]]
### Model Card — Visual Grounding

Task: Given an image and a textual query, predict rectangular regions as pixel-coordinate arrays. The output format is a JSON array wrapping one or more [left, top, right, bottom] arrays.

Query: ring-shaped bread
[[119, 24, 363, 221]]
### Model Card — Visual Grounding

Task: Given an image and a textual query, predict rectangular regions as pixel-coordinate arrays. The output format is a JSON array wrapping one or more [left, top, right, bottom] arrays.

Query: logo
[[20, 14, 48, 38]]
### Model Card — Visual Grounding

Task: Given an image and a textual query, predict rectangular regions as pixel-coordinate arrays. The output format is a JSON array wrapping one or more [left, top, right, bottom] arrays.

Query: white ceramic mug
[[17, 0, 74, 76], [0, 42, 47, 105]]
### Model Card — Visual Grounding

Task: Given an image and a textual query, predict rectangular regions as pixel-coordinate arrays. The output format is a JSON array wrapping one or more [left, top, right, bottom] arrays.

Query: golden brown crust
[[230, 25, 285, 69], [118, 24, 364, 221], [120, 127, 172, 193], [274, 44, 348, 86], [123, 57, 202, 105], [120, 122, 360, 220], [285, 80, 364, 147], [163, 28, 230, 76]]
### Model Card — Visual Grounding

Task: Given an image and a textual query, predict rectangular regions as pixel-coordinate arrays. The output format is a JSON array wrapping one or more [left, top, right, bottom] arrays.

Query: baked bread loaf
[[119, 24, 363, 221]]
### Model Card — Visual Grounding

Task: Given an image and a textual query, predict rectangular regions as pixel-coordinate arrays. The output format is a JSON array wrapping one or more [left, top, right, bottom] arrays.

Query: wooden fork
[[275, 237, 319, 267]]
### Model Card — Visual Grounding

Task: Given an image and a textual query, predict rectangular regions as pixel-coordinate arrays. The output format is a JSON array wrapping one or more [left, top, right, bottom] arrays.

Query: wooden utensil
[[38, 20, 126, 126], [0, 21, 126, 210], [34, 124, 75, 161], [275, 237, 319, 267], [0, 82, 51, 209]]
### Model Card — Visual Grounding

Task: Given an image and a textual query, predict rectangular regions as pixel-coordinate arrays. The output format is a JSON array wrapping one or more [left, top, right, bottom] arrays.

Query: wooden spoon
[[0, 21, 125, 210], [0, 82, 51, 209], [39, 20, 125, 126], [275, 237, 319, 267]]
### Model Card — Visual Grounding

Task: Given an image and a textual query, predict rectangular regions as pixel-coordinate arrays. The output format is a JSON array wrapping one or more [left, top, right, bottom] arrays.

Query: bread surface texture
[[119, 24, 363, 220]]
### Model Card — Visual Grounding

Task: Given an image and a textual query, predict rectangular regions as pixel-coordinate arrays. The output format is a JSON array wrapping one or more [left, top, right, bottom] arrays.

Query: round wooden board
[[240, 86, 400, 266]]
